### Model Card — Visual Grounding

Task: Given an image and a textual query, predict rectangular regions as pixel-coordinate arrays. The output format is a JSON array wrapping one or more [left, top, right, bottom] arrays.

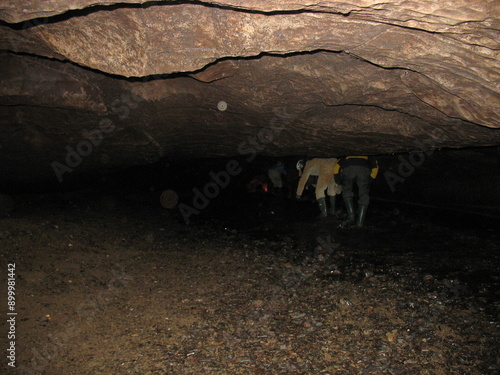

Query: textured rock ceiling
[[0, 0, 499, 183]]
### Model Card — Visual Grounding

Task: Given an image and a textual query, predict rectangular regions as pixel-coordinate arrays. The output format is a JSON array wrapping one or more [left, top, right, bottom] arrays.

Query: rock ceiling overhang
[[0, 0, 499, 183]]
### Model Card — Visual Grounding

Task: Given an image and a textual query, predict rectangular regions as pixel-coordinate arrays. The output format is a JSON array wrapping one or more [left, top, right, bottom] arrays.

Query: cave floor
[[1, 190, 499, 375]]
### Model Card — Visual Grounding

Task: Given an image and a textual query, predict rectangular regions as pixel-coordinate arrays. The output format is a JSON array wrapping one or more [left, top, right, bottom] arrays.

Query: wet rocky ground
[[1, 187, 499, 375]]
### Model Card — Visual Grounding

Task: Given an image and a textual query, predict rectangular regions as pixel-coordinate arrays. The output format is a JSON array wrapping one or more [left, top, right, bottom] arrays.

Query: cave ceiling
[[0, 0, 499, 183]]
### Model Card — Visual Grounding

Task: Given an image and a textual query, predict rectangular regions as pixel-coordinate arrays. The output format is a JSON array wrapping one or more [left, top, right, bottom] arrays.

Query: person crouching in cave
[[334, 156, 379, 228], [267, 160, 286, 196], [296, 158, 342, 217]]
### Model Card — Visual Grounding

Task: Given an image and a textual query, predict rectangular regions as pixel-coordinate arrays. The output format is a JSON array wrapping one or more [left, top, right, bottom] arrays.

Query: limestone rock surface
[[0, 0, 498, 183]]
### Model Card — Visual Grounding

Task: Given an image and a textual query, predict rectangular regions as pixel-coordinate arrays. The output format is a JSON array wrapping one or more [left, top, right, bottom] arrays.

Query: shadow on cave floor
[[206, 186, 497, 253]]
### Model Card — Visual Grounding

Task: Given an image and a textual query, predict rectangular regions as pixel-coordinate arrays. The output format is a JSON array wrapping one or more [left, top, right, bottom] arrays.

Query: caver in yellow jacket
[[296, 158, 342, 217]]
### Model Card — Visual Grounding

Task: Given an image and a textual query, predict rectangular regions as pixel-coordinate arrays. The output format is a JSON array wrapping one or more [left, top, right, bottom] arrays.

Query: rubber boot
[[343, 198, 356, 223], [356, 205, 368, 228], [328, 195, 337, 216], [317, 197, 328, 218]]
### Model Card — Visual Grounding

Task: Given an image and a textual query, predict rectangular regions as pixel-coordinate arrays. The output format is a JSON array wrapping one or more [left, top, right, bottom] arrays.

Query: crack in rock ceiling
[[0, 0, 499, 183]]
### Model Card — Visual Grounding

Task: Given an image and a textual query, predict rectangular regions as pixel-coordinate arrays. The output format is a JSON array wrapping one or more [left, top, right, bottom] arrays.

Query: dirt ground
[[1, 189, 499, 375]]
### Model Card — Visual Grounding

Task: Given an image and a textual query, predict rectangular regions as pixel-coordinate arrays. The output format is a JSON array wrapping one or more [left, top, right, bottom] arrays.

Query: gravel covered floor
[[1, 189, 499, 374]]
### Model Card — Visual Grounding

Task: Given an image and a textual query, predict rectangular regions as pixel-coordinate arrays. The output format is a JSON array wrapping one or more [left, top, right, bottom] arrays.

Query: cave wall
[[0, 0, 499, 184]]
